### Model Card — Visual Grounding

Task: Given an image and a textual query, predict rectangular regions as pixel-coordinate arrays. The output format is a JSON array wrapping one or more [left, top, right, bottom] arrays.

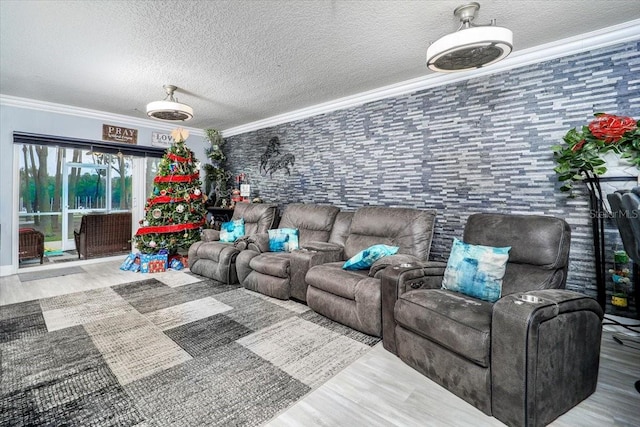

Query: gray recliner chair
[[305, 206, 437, 337], [608, 189, 640, 308], [236, 203, 342, 300], [607, 188, 640, 393], [381, 213, 603, 427], [188, 202, 277, 284]]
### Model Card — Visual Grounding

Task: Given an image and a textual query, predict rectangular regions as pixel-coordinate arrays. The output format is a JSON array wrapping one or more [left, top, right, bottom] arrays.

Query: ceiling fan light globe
[[146, 100, 194, 122], [426, 25, 513, 72]]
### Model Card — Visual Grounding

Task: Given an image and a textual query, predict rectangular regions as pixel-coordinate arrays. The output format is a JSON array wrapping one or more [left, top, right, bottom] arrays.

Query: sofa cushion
[[194, 241, 236, 262], [306, 262, 369, 300], [344, 207, 436, 260], [328, 211, 354, 246], [395, 289, 493, 367], [342, 244, 399, 270], [249, 252, 292, 278], [463, 213, 569, 269], [232, 203, 278, 235], [463, 213, 571, 296], [442, 238, 510, 303], [279, 204, 340, 245], [268, 228, 300, 252], [220, 218, 245, 242]]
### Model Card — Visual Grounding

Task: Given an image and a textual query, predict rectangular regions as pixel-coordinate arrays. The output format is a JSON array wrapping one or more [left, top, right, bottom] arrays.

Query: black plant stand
[[585, 173, 607, 310]]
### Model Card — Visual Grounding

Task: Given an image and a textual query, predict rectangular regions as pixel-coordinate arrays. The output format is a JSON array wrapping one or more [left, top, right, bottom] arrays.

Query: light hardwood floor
[[3, 259, 640, 426]]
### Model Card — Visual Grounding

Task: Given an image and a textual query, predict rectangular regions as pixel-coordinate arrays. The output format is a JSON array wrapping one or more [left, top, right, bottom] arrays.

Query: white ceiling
[[1, 1, 640, 131]]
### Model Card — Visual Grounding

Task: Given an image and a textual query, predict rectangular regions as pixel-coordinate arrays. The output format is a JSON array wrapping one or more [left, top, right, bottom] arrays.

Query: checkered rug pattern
[[1, 272, 379, 426]]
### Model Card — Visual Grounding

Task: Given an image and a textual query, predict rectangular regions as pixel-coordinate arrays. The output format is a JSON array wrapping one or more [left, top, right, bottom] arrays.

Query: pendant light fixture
[[146, 85, 194, 122], [426, 2, 513, 73]]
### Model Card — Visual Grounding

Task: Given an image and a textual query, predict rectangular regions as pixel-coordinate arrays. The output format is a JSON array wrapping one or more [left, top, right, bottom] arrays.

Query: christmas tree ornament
[[171, 127, 190, 142]]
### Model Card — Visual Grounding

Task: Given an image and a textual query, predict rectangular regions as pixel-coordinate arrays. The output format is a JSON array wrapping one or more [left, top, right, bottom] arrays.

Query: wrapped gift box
[[120, 253, 138, 271], [168, 254, 184, 270], [140, 253, 168, 273]]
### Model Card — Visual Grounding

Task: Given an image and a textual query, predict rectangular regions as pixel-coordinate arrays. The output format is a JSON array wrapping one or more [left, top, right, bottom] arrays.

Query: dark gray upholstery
[[608, 189, 640, 263], [188, 203, 277, 284], [236, 203, 341, 300], [306, 207, 437, 337], [381, 213, 603, 427]]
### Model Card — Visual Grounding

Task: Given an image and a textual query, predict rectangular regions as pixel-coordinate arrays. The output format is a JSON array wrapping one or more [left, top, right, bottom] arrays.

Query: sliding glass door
[[18, 144, 134, 255]]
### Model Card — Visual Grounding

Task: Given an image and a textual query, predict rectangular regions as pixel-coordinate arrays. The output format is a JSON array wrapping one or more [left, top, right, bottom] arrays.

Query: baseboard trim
[[0, 264, 16, 277]]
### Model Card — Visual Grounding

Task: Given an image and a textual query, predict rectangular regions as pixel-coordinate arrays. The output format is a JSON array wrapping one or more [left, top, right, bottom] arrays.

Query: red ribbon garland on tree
[[167, 152, 191, 163], [135, 219, 206, 235], [147, 193, 202, 207], [154, 173, 200, 183]]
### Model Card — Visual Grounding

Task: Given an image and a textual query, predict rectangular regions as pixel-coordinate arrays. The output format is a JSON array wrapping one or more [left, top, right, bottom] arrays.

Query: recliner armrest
[[491, 290, 603, 426], [380, 261, 447, 354], [233, 235, 253, 250], [301, 241, 344, 254], [201, 229, 220, 242], [246, 233, 270, 253], [369, 254, 431, 278], [289, 248, 345, 301]]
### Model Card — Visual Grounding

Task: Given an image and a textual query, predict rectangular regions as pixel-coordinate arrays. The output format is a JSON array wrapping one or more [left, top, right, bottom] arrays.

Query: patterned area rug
[[0, 273, 379, 426]]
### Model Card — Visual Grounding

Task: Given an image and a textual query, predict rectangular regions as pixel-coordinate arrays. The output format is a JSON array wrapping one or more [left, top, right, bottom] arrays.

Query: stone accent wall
[[224, 40, 640, 298]]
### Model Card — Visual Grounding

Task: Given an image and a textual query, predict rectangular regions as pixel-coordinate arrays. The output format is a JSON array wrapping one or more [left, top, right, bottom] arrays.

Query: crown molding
[[0, 95, 205, 137], [222, 19, 640, 137]]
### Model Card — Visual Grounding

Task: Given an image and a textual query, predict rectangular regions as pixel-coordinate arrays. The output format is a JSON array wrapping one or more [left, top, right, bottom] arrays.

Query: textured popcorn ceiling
[[1, 0, 639, 130]]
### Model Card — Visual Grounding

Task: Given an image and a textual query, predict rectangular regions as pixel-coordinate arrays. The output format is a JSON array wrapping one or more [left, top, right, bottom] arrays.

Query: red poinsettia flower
[[588, 114, 637, 143], [572, 139, 586, 152]]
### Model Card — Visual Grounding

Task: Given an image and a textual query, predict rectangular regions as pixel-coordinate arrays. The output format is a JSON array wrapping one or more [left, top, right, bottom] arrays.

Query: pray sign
[[102, 124, 138, 144]]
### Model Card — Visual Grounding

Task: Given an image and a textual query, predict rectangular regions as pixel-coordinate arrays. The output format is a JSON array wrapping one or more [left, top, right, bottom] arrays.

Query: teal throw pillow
[[268, 228, 300, 252], [442, 238, 510, 303], [342, 244, 399, 270], [219, 218, 245, 243]]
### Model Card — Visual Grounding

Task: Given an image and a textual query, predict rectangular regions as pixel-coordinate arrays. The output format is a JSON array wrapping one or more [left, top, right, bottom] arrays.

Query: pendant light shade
[[146, 85, 193, 122], [426, 2, 513, 73]]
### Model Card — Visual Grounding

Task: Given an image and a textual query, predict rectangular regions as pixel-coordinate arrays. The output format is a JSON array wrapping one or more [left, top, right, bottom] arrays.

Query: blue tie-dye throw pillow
[[342, 244, 399, 270], [219, 218, 245, 243], [268, 228, 300, 252], [441, 237, 510, 303]]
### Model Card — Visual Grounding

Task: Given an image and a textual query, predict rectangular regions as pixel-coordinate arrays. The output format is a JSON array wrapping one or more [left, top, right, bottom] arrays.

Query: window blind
[[13, 132, 166, 158]]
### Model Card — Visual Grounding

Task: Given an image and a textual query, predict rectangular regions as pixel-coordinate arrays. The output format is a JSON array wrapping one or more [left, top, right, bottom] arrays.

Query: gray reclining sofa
[[380, 213, 603, 426], [236, 204, 437, 338], [188, 202, 278, 284], [305, 206, 437, 337], [235, 203, 343, 300]]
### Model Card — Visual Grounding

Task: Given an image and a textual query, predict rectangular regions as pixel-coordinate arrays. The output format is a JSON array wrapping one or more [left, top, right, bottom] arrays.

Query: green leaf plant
[[552, 113, 639, 197], [203, 128, 231, 203]]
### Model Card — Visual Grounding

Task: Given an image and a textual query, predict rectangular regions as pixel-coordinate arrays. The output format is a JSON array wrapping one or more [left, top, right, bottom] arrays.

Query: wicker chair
[[19, 228, 45, 264], [74, 212, 132, 259]]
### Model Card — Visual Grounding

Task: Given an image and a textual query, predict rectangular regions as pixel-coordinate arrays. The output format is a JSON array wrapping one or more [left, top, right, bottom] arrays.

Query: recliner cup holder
[[519, 294, 541, 303], [394, 263, 413, 269]]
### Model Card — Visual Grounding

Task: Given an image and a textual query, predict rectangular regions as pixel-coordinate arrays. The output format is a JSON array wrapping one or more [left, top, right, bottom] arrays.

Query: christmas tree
[[132, 128, 207, 254], [202, 128, 231, 205]]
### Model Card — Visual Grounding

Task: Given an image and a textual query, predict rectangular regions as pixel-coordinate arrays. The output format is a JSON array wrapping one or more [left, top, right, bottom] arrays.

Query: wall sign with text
[[152, 132, 173, 148], [102, 124, 138, 144]]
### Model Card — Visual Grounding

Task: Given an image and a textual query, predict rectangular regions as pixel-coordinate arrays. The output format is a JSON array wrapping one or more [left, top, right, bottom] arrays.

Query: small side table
[[206, 207, 234, 230]]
